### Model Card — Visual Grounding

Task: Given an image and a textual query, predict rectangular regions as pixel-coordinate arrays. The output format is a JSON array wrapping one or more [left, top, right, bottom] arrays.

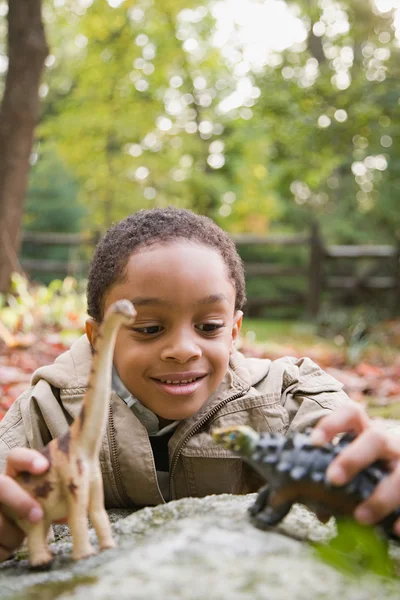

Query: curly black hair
[[87, 207, 246, 321]]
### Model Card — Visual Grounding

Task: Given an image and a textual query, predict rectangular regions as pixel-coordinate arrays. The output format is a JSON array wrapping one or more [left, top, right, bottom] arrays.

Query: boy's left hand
[[311, 403, 400, 537]]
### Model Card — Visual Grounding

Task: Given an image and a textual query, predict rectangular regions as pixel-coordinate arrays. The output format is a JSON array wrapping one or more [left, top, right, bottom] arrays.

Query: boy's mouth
[[151, 373, 207, 396], [157, 376, 202, 384]]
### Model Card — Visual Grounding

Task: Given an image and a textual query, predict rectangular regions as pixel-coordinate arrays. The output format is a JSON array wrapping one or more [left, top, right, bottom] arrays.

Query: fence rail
[[20, 227, 400, 318], [21, 232, 95, 245]]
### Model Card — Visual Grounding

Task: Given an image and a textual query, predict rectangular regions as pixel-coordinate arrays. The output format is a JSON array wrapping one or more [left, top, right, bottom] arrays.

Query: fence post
[[307, 221, 323, 319]]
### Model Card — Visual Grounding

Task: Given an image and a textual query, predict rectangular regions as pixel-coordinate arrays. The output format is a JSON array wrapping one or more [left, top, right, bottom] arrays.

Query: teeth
[[161, 377, 197, 384]]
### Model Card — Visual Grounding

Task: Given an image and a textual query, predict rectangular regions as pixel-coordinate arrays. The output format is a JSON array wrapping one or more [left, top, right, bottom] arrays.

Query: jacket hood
[[31, 335, 272, 392], [31, 335, 92, 390]]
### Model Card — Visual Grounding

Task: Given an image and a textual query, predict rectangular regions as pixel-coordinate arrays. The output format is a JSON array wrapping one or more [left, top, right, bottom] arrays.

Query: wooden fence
[[20, 226, 400, 318], [20, 231, 98, 277]]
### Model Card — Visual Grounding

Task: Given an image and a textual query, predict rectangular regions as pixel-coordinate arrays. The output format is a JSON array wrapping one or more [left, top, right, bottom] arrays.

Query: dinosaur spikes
[[260, 451, 280, 465], [311, 470, 325, 483], [293, 431, 314, 451], [344, 480, 358, 495], [276, 461, 291, 473], [290, 466, 308, 481], [359, 479, 374, 501], [367, 466, 384, 484]]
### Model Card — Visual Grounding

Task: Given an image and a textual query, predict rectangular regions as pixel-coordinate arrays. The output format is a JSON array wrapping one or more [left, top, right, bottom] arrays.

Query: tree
[[39, 0, 277, 231], [250, 0, 400, 243], [0, 0, 48, 291], [15, 0, 399, 247]]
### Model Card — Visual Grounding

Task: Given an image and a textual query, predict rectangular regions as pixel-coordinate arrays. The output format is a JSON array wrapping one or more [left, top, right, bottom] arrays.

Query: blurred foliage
[[317, 305, 379, 364], [10, 0, 396, 242], [314, 519, 398, 579], [316, 303, 400, 367], [24, 144, 84, 235], [22, 144, 87, 283], [0, 0, 398, 300], [39, 0, 262, 228], [0, 273, 87, 344], [250, 0, 400, 243]]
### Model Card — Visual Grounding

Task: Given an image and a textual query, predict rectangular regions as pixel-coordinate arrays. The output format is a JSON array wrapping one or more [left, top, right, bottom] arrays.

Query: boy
[[0, 207, 399, 562]]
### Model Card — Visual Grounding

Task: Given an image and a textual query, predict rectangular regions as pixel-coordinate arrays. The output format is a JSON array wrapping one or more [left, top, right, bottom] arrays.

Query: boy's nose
[[160, 332, 202, 363]]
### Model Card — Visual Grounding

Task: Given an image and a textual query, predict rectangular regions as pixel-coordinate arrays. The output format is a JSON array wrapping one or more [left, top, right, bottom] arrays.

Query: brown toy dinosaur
[[3, 299, 136, 568]]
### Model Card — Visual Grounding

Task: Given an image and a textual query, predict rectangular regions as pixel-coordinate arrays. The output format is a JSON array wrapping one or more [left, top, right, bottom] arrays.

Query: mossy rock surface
[[1, 494, 399, 599]]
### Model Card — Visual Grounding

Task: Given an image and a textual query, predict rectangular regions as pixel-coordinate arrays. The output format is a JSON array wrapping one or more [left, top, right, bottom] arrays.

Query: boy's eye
[[197, 323, 224, 333], [132, 325, 163, 335]]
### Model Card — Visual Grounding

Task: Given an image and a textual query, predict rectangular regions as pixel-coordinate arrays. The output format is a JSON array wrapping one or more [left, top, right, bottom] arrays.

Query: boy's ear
[[85, 318, 100, 348], [230, 310, 243, 352]]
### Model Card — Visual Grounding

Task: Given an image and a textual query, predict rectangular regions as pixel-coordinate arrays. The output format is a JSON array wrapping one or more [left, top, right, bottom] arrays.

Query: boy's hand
[[311, 404, 400, 536], [0, 448, 49, 562]]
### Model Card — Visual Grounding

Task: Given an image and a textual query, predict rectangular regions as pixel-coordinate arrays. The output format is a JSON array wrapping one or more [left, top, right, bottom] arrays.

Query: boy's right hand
[[0, 448, 49, 562]]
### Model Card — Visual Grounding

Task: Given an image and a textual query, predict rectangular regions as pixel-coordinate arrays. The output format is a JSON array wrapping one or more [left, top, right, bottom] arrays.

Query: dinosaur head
[[212, 425, 260, 457], [105, 299, 137, 324]]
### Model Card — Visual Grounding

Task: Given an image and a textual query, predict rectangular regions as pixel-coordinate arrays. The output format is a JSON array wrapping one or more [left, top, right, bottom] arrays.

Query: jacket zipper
[[108, 406, 131, 507], [168, 390, 245, 500]]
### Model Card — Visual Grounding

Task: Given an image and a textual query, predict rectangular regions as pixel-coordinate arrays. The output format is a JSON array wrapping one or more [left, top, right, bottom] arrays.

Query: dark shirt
[[149, 429, 175, 472]]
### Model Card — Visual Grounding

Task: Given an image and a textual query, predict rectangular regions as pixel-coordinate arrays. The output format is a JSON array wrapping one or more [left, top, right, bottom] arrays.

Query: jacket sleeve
[[280, 357, 353, 433], [0, 381, 68, 474], [0, 389, 32, 473]]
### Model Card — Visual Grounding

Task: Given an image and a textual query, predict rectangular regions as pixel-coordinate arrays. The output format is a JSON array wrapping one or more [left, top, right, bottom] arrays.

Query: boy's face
[[86, 241, 242, 421]]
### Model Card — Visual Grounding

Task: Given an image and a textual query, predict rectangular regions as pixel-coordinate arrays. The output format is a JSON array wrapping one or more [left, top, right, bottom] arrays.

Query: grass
[[239, 318, 400, 421], [240, 318, 328, 346]]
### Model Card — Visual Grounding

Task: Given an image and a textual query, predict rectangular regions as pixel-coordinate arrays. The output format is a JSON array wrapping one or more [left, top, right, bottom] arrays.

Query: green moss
[[11, 548, 29, 561], [9, 575, 98, 600]]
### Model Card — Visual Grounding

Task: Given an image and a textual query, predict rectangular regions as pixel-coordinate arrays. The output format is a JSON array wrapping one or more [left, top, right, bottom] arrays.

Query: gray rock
[[0, 494, 399, 600]]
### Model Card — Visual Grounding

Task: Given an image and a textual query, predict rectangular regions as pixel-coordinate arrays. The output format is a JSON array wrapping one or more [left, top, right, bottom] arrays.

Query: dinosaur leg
[[88, 471, 116, 550], [26, 520, 53, 568], [248, 484, 270, 516], [252, 500, 292, 529], [250, 486, 292, 529], [68, 482, 95, 561]]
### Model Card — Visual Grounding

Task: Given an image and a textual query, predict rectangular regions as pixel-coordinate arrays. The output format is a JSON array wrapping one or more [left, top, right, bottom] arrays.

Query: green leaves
[[0, 273, 87, 334], [22, 0, 399, 242], [314, 519, 397, 579]]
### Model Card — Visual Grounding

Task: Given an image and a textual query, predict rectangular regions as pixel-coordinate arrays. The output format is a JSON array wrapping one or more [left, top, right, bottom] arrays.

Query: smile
[[158, 376, 202, 385], [151, 374, 207, 396]]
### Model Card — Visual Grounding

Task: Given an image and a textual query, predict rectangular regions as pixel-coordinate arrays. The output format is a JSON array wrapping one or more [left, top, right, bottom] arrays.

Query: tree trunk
[[0, 0, 48, 291]]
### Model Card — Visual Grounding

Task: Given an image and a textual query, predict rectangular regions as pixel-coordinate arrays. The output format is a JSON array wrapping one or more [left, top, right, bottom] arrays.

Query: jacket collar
[[31, 334, 92, 390]]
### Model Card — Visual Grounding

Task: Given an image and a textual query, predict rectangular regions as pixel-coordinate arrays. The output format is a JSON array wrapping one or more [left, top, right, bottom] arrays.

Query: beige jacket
[[0, 336, 351, 508]]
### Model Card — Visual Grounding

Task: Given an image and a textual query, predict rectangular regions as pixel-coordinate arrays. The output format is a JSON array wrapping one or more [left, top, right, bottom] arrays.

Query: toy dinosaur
[[4, 299, 136, 567], [212, 425, 400, 539]]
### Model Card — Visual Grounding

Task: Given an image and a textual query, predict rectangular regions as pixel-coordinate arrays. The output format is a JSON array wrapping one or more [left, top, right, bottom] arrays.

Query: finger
[[5, 448, 49, 478], [0, 475, 43, 522], [354, 461, 400, 526], [0, 513, 25, 554], [311, 404, 369, 446], [326, 425, 391, 485]]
